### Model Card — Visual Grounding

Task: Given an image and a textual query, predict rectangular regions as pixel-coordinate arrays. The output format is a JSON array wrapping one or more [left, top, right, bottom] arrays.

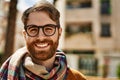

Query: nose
[[36, 28, 46, 40], [38, 28, 45, 37]]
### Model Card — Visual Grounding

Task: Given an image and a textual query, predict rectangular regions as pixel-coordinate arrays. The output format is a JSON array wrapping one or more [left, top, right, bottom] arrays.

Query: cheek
[[52, 33, 60, 42], [25, 36, 34, 45]]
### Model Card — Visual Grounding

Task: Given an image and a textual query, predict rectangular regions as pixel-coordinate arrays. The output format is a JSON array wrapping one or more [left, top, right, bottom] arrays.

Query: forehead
[[27, 11, 56, 25]]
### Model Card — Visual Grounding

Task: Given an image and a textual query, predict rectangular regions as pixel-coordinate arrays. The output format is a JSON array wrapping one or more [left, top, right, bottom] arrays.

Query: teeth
[[36, 43, 48, 48]]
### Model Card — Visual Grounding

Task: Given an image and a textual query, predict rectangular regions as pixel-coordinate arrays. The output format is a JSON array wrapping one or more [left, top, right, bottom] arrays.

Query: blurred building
[[1, 0, 120, 78], [56, 0, 120, 78]]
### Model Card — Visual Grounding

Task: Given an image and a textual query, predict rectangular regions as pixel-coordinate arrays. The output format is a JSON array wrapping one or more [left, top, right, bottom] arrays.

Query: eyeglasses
[[24, 24, 59, 37]]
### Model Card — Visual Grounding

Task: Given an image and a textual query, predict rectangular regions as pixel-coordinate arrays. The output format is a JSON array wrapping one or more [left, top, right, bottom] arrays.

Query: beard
[[26, 37, 59, 61]]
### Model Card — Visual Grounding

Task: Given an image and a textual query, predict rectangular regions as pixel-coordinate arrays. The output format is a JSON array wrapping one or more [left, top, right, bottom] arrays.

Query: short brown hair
[[22, 0, 60, 28]]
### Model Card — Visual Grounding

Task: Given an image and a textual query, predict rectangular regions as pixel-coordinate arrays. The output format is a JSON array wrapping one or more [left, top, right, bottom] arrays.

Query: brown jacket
[[66, 68, 87, 80]]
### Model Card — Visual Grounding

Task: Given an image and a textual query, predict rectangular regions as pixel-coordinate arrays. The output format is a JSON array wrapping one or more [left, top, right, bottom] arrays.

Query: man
[[0, 0, 86, 80]]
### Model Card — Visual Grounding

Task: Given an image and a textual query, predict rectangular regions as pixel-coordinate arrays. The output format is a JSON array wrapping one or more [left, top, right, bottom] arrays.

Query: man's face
[[23, 11, 62, 62]]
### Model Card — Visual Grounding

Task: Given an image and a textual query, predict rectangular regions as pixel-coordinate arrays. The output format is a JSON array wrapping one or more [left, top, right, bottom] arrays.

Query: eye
[[27, 25, 38, 34], [29, 28, 37, 33], [44, 26, 54, 33]]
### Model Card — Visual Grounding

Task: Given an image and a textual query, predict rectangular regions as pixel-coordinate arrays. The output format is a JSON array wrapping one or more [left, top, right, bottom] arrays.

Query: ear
[[58, 27, 62, 36], [22, 30, 27, 39]]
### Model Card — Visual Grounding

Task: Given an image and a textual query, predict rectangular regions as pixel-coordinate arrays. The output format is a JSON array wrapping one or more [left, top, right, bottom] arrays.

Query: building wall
[[111, 0, 120, 50], [56, 0, 120, 77], [65, 0, 100, 50]]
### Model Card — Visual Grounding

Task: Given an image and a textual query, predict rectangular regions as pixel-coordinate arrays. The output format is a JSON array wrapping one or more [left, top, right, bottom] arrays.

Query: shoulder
[[66, 68, 87, 80]]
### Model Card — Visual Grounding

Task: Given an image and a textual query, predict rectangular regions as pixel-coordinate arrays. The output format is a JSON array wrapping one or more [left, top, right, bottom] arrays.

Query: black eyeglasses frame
[[24, 24, 60, 37]]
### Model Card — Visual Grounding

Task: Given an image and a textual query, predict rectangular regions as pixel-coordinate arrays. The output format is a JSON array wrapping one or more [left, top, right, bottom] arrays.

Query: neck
[[32, 54, 56, 71], [40, 55, 56, 71]]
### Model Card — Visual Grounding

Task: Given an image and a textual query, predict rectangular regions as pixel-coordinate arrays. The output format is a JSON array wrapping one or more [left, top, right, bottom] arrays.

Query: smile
[[35, 43, 49, 48]]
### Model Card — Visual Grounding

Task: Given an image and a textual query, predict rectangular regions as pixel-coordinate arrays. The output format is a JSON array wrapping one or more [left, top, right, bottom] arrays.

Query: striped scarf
[[0, 47, 68, 80]]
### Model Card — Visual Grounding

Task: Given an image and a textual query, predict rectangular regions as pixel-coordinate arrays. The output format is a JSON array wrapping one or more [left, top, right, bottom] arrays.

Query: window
[[79, 57, 98, 76], [100, 23, 111, 37], [100, 0, 111, 15], [65, 23, 92, 37], [66, 0, 92, 9], [64, 50, 98, 76], [80, 1, 92, 8]]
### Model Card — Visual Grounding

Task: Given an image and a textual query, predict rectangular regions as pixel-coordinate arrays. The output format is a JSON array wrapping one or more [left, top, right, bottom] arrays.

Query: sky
[[17, 0, 53, 12]]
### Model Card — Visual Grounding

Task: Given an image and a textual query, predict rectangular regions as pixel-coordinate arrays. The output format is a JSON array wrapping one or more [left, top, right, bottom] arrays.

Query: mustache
[[33, 38, 53, 44]]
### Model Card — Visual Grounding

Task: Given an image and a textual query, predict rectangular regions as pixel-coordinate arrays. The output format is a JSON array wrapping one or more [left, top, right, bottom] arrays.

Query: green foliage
[[116, 64, 120, 79]]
